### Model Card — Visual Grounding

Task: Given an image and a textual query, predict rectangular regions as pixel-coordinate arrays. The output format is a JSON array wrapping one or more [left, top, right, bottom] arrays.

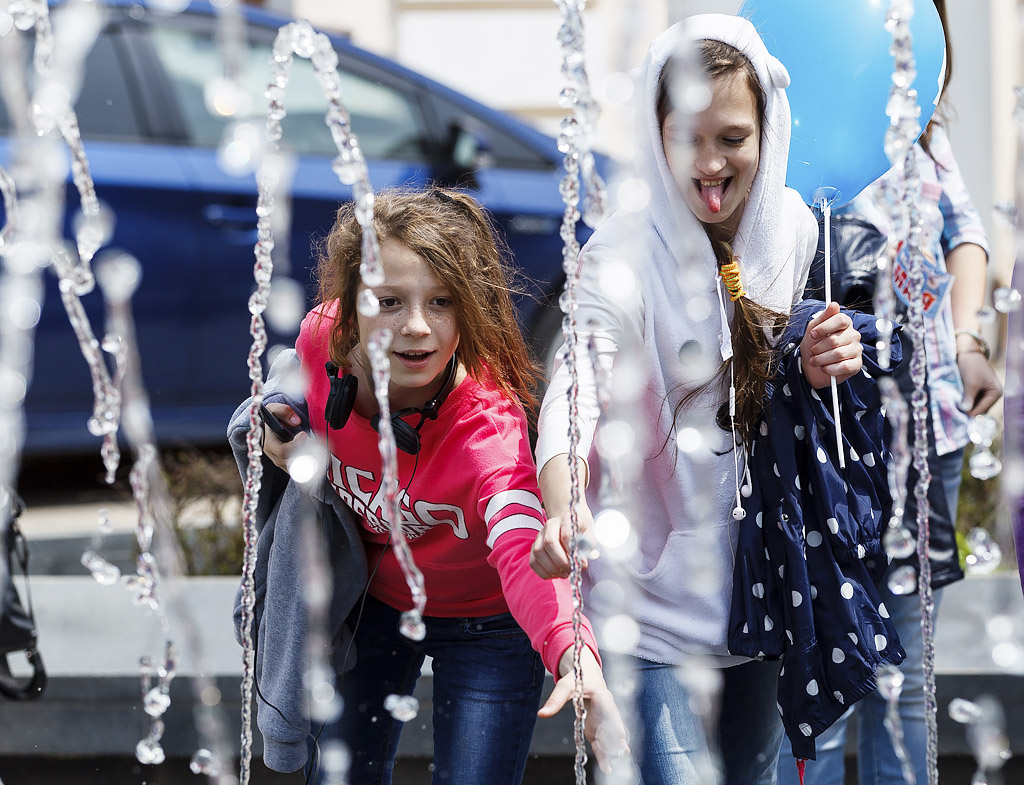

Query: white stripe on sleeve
[[485, 514, 544, 549], [484, 489, 543, 523]]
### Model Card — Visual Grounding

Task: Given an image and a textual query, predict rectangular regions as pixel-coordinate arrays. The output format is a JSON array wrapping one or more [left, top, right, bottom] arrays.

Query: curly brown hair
[[314, 187, 540, 413]]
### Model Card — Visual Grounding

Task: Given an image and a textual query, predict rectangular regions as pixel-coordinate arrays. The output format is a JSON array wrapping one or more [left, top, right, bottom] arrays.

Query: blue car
[[0, 0, 590, 455]]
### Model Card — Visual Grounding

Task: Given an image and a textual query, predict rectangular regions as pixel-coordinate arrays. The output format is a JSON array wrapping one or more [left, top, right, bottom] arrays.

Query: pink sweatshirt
[[297, 307, 599, 675]]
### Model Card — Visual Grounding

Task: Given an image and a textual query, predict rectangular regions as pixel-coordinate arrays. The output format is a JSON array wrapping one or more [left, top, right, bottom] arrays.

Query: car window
[[0, 28, 144, 141], [430, 95, 553, 171], [147, 25, 429, 162]]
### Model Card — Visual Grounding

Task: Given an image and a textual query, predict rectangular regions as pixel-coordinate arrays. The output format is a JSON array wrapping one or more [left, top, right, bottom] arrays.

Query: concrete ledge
[[4, 574, 1023, 759]]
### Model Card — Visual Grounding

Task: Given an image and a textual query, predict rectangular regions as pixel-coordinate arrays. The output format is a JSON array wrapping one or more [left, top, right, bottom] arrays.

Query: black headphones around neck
[[323, 355, 457, 455]]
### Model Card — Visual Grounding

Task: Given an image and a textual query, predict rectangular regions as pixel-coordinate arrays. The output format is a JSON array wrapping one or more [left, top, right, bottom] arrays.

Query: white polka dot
[[765, 547, 771, 561], [816, 447, 828, 464], [810, 387, 821, 401], [760, 421, 769, 436], [764, 615, 774, 631], [806, 679, 819, 696], [850, 448, 860, 462], [832, 648, 846, 664], [783, 384, 792, 397], [879, 603, 889, 619], [834, 691, 845, 705], [800, 723, 813, 737], [792, 591, 803, 607], [864, 452, 876, 467], [857, 544, 866, 559], [795, 475, 802, 490], [806, 530, 823, 547], [848, 632, 859, 645], [779, 564, 785, 579], [875, 634, 888, 651], [794, 425, 806, 439], [840, 582, 854, 599], [855, 409, 867, 421], [810, 585, 818, 600], [752, 583, 765, 598], [743, 622, 749, 634], [773, 463, 781, 478], [756, 511, 763, 528], [786, 629, 794, 644], [827, 517, 839, 534]]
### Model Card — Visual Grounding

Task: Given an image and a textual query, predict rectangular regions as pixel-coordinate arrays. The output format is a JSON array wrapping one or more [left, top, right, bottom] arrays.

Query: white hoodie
[[535, 14, 818, 665]]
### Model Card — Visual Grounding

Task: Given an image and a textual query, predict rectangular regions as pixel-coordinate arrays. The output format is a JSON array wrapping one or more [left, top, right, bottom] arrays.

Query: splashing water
[[366, 328, 427, 640], [880, 4, 940, 781], [552, 3, 602, 778], [384, 694, 420, 722], [877, 666, 916, 785], [80, 550, 121, 585], [190, 748, 222, 777], [964, 528, 1002, 575], [236, 18, 396, 783], [967, 414, 1003, 480], [887, 564, 918, 596]]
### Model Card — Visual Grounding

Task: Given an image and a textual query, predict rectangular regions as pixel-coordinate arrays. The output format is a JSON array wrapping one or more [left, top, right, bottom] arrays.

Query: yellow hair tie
[[719, 259, 745, 301]]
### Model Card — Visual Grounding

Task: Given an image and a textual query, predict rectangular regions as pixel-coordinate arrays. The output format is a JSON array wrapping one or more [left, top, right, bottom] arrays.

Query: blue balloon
[[739, 0, 946, 207]]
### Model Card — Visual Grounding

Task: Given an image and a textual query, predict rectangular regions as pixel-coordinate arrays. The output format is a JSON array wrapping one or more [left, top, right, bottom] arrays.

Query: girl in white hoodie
[[531, 15, 863, 784]]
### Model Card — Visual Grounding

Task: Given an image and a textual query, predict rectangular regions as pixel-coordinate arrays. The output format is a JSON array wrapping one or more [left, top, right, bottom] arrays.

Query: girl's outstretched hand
[[530, 505, 594, 580], [261, 402, 307, 472], [539, 645, 631, 774], [800, 301, 863, 389]]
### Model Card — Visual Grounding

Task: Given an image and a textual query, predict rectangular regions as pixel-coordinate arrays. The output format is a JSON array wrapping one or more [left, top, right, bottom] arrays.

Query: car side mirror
[[438, 119, 492, 187]]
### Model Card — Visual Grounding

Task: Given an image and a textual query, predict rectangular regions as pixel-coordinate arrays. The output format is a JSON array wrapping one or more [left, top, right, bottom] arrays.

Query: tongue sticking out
[[701, 182, 724, 214]]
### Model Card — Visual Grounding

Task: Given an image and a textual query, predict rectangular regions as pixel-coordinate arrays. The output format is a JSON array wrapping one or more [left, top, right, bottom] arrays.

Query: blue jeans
[[634, 656, 785, 785], [307, 594, 544, 785], [777, 448, 963, 785]]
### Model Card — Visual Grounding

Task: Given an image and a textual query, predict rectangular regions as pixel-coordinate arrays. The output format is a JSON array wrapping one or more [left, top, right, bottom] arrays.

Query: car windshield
[[148, 24, 429, 162]]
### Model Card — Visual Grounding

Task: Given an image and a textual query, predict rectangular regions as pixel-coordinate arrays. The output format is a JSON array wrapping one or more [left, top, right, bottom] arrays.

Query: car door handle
[[203, 204, 256, 227]]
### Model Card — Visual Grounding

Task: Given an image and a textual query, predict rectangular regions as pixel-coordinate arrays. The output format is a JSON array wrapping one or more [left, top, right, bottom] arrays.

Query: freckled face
[[354, 239, 460, 411], [663, 71, 761, 237]]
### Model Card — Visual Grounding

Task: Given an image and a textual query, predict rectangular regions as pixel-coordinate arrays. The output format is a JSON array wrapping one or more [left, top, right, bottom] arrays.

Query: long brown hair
[[657, 39, 783, 451], [314, 187, 540, 413], [919, 0, 953, 158]]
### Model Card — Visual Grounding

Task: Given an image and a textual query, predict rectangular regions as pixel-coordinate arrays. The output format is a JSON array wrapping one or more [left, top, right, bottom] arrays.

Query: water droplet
[[292, 23, 319, 58], [884, 525, 916, 559], [331, 151, 361, 185], [967, 415, 998, 445], [968, 449, 1002, 481], [888, 564, 917, 595], [97, 507, 112, 533], [135, 737, 165, 765], [357, 289, 379, 317], [189, 748, 220, 776], [95, 252, 142, 303], [399, 610, 425, 641], [266, 278, 305, 334], [964, 528, 1002, 575], [993, 287, 1022, 313], [949, 697, 982, 724], [876, 666, 904, 699], [143, 687, 171, 717], [80, 550, 121, 585], [204, 76, 250, 118], [73, 203, 115, 264], [383, 693, 419, 722]]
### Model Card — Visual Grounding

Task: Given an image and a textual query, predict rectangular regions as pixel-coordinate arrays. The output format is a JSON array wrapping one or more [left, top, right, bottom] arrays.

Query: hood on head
[[635, 14, 797, 313]]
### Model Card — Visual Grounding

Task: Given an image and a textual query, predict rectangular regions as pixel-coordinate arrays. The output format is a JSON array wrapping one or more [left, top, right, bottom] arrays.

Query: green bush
[[162, 449, 244, 576]]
